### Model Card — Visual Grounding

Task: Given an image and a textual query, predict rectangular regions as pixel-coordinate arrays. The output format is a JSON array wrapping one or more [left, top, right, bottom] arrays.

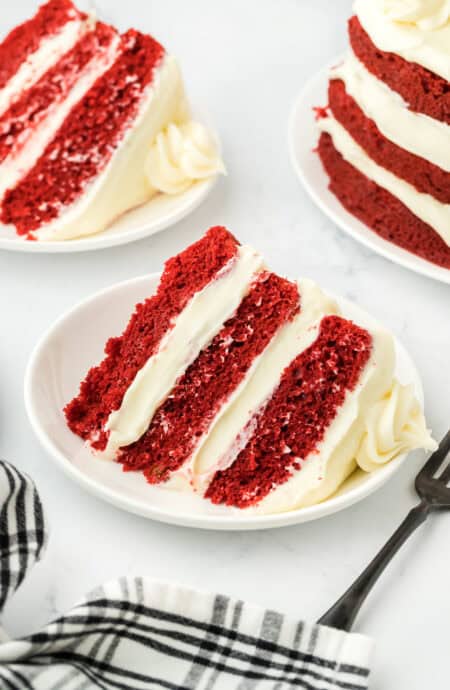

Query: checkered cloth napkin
[[0, 460, 373, 689]]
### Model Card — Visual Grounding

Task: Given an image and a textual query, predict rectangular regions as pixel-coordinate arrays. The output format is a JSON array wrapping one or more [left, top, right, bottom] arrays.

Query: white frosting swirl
[[355, 0, 450, 80], [356, 381, 437, 472], [145, 121, 225, 195], [378, 0, 450, 29]]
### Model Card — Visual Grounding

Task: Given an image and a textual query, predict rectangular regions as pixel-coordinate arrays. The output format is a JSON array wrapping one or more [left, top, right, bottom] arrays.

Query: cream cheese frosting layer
[[169, 280, 338, 493], [0, 15, 89, 118], [31, 55, 190, 241], [0, 33, 120, 202], [103, 245, 265, 458], [318, 115, 450, 246], [355, 0, 450, 80], [331, 51, 450, 173]]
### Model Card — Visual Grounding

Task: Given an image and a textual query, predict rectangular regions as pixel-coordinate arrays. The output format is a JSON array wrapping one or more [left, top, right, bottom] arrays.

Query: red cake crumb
[[64, 227, 239, 449], [349, 16, 450, 124], [1, 29, 165, 234], [205, 316, 372, 509], [313, 106, 329, 121], [117, 273, 300, 480], [0, 23, 117, 165], [0, 0, 85, 93], [328, 80, 450, 204], [318, 132, 450, 269]]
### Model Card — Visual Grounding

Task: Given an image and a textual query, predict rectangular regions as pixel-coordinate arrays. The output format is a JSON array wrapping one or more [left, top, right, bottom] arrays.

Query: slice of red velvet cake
[[0, 0, 222, 241], [316, 0, 450, 270], [65, 226, 436, 514]]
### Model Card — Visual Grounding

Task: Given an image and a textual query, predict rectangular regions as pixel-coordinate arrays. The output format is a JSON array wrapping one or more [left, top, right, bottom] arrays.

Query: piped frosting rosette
[[356, 381, 437, 472], [146, 121, 225, 194]]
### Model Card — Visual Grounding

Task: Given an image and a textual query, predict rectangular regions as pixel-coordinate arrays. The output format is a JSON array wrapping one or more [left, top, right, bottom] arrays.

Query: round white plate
[[25, 274, 424, 531], [0, 112, 220, 254], [288, 58, 450, 285]]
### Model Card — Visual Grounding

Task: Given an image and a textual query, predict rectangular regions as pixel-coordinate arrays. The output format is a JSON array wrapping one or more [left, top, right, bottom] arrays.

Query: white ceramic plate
[[288, 58, 450, 285], [0, 110, 220, 254], [25, 274, 424, 531]]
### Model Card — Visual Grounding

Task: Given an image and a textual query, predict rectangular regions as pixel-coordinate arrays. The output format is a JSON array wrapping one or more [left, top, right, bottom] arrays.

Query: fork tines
[[416, 429, 450, 481]]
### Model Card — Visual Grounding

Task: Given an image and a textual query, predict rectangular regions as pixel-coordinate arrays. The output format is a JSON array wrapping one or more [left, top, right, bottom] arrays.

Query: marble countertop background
[[0, 1, 449, 688]]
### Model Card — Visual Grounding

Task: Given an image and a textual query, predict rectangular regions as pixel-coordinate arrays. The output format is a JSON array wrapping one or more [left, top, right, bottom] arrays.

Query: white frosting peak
[[145, 121, 225, 195], [377, 0, 450, 30], [356, 381, 437, 472]]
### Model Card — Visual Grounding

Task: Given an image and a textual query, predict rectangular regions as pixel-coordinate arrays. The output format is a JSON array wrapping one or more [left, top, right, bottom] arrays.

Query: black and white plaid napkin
[[0, 460, 372, 689]]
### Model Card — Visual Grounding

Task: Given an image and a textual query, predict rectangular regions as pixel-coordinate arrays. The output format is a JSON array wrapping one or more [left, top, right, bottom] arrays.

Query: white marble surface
[[0, 1, 449, 687]]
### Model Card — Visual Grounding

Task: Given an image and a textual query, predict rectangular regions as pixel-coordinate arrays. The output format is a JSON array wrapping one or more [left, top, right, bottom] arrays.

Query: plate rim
[[24, 273, 423, 531], [287, 57, 450, 286]]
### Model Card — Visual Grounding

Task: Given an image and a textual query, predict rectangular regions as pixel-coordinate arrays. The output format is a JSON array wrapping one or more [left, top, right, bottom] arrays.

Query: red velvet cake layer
[[328, 80, 450, 204], [1, 29, 165, 235], [0, 0, 84, 93], [117, 273, 300, 481], [318, 132, 450, 269], [65, 227, 240, 449], [0, 23, 117, 165], [349, 16, 450, 124], [205, 316, 372, 509]]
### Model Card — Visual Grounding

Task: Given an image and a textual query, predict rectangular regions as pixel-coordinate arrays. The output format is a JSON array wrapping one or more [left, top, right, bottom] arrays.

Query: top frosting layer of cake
[[355, 0, 450, 79], [65, 227, 437, 514], [378, 0, 450, 29]]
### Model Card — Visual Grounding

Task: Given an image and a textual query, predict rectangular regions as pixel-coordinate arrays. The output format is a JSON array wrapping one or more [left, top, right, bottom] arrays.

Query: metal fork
[[318, 429, 450, 631]]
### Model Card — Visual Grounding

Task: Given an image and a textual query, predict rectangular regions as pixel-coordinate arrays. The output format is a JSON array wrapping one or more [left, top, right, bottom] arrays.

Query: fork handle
[[318, 501, 430, 631]]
